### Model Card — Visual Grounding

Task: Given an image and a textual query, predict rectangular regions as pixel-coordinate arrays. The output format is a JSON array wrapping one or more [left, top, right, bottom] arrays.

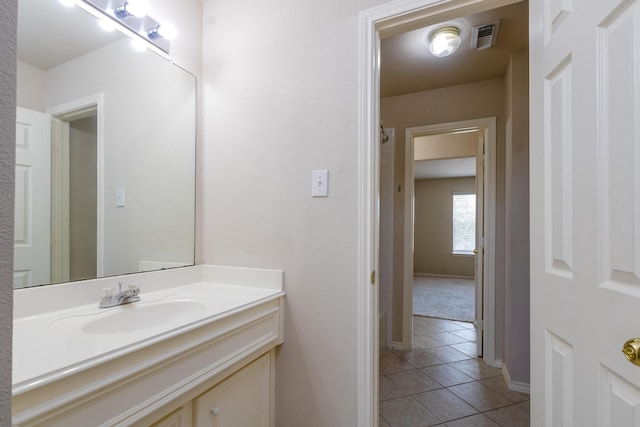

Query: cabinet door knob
[[210, 407, 221, 416]]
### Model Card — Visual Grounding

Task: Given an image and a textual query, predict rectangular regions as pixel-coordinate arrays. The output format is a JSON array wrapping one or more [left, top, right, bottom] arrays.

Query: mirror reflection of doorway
[[68, 114, 98, 281], [50, 104, 99, 283]]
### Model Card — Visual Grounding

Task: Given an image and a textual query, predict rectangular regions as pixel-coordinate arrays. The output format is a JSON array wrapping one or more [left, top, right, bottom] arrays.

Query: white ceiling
[[380, 1, 528, 97], [415, 157, 476, 180], [17, 0, 122, 70]]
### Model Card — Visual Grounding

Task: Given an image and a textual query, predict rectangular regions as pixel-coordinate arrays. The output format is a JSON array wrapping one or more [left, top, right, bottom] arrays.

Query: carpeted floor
[[413, 276, 475, 322]]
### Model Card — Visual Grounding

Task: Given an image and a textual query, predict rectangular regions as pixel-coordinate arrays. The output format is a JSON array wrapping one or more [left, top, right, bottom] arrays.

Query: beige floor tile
[[394, 348, 446, 368], [449, 342, 478, 357], [420, 364, 475, 387], [379, 397, 440, 427], [413, 388, 478, 422], [423, 346, 471, 363], [380, 414, 391, 427], [445, 413, 499, 427], [433, 320, 470, 332], [428, 332, 469, 345], [380, 374, 408, 401], [448, 359, 503, 380], [479, 377, 530, 403], [381, 352, 416, 374], [387, 370, 443, 395], [448, 382, 514, 412], [450, 328, 477, 341], [485, 401, 530, 426], [413, 333, 447, 349]]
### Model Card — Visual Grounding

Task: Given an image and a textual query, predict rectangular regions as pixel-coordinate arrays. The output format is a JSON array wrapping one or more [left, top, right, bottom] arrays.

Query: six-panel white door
[[14, 107, 51, 288], [531, 0, 640, 425]]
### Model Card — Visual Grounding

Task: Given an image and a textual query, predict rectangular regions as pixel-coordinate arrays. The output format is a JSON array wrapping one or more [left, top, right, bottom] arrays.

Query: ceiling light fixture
[[429, 26, 461, 57]]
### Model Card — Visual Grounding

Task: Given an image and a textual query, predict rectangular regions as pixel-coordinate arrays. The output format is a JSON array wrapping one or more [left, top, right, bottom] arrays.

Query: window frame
[[451, 191, 476, 256]]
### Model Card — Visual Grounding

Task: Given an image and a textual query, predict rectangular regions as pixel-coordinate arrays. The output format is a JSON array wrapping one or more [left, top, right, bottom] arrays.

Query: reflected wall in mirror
[[14, 0, 196, 288]]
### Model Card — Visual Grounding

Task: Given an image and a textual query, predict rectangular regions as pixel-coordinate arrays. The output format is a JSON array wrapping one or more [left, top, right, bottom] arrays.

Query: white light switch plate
[[116, 187, 126, 207], [312, 170, 328, 197]]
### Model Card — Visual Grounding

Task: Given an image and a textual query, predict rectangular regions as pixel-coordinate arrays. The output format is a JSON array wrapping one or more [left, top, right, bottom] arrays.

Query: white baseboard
[[414, 272, 474, 279], [392, 341, 410, 351], [502, 364, 531, 394], [489, 358, 503, 369]]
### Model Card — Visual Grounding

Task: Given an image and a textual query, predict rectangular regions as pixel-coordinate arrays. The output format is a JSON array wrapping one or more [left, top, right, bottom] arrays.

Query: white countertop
[[13, 265, 284, 395]]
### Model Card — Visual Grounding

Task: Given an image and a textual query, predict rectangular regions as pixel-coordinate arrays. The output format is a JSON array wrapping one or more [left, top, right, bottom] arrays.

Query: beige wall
[[381, 77, 506, 351], [414, 177, 476, 277], [503, 49, 530, 384], [415, 132, 478, 161], [199, 0, 388, 425], [16, 60, 45, 112], [0, 0, 17, 421]]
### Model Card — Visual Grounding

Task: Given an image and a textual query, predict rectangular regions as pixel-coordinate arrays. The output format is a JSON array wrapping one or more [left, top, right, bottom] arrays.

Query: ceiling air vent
[[471, 20, 500, 50]]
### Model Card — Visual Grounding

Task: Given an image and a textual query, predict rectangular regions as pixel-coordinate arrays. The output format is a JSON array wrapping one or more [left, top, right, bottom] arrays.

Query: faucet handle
[[101, 287, 114, 299], [128, 284, 140, 294]]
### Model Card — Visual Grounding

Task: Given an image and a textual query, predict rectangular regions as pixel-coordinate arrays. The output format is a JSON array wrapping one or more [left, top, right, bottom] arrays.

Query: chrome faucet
[[100, 282, 140, 308]]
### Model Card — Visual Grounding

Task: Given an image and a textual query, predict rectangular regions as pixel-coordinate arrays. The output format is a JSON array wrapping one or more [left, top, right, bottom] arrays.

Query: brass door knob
[[473, 249, 479, 254], [622, 338, 640, 366]]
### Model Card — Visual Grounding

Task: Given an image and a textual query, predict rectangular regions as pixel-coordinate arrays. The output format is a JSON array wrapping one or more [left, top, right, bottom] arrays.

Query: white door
[[379, 127, 395, 349], [474, 132, 484, 357], [531, 0, 640, 425], [14, 107, 51, 288]]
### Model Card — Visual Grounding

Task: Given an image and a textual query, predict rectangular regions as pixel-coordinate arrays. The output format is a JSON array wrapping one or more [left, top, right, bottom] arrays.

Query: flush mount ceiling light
[[429, 26, 462, 57]]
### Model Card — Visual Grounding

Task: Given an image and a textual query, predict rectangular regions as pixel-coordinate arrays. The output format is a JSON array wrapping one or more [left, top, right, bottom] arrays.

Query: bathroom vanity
[[12, 265, 285, 427]]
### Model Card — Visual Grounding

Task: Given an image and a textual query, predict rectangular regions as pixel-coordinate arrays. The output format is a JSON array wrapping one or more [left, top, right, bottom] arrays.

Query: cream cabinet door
[[149, 406, 191, 427], [194, 353, 271, 427]]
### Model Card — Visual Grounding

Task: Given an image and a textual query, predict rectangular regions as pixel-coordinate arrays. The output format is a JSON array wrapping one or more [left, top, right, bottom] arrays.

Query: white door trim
[[47, 93, 105, 277], [358, 0, 521, 425], [403, 118, 497, 365]]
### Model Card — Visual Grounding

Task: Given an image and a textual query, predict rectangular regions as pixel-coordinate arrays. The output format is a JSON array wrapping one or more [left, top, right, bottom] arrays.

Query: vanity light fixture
[[428, 26, 462, 57], [148, 23, 177, 41], [78, 0, 176, 56], [113, 0, 148, 19]]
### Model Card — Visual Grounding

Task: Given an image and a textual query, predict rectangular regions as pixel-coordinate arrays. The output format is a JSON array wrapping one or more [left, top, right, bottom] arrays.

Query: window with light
[[452, 193, 476, 255]]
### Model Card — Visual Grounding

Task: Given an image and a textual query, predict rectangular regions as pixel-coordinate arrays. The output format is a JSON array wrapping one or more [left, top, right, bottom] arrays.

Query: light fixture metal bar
[[81, 0, 171, 54]]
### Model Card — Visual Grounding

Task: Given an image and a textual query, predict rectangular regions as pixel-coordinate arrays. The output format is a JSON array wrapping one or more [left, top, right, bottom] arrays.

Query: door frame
[[357, 0, 521, 425], [48, 93, 105, 279], [402, 119, 496, 365]]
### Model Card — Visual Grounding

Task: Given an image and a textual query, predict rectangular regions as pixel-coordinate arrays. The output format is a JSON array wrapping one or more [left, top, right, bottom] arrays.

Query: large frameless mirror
[[14, 0, 196, 288]]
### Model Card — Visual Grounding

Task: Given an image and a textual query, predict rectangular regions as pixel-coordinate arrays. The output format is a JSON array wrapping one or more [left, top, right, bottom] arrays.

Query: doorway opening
[[411, 131, 480, 325], [401, 119, 496, 362], [49, 94, 104, 283], [358, 0, 527, 425]]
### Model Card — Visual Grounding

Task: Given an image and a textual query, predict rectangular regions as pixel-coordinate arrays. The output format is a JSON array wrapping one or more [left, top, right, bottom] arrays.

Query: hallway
[[379, 317, 529, 426]]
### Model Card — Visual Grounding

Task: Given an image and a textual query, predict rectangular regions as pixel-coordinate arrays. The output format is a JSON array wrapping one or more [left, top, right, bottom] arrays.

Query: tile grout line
[[379, 316, 530, 426]]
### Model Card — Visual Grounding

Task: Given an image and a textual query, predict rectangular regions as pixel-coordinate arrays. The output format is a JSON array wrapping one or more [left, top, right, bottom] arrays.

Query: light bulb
[[58, 0, 75, 6], [125, 0, 148, 18], [98, 18, 116, 32], [429, 26, 461, 58], [157, 23, 177, 41], [131, 38, 147, 52]]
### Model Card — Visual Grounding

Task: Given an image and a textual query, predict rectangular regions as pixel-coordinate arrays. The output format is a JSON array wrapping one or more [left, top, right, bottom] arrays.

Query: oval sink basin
[[80, 300, 209, 335]]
